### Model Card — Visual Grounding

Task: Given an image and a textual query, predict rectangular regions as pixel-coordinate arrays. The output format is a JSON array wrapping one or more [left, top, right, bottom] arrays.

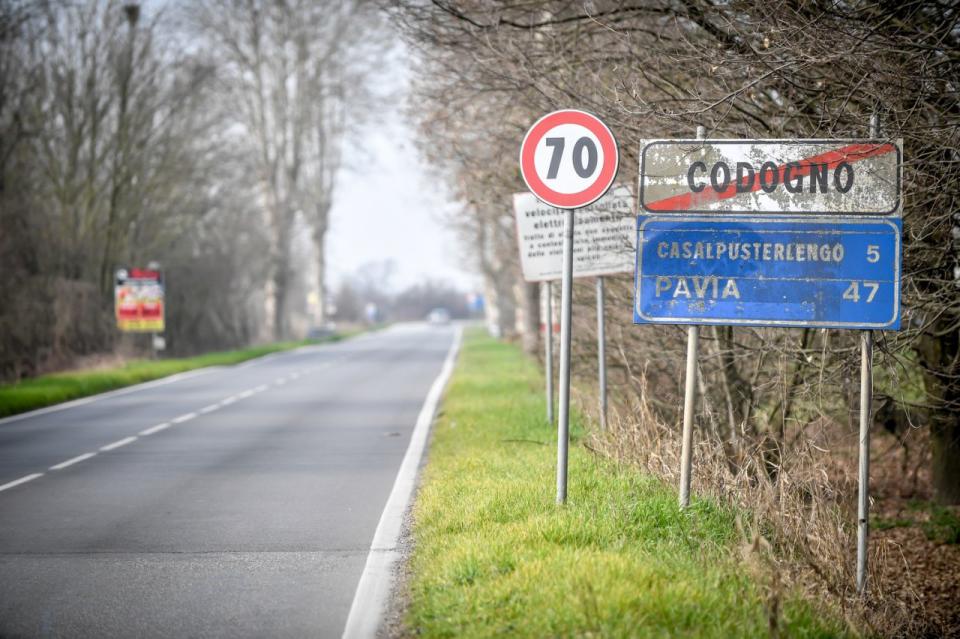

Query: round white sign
[[519, 109, 619, 209]]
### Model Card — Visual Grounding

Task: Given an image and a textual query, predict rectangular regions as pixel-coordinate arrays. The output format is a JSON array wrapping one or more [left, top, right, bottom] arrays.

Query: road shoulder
[[395, 329, 850, 638]]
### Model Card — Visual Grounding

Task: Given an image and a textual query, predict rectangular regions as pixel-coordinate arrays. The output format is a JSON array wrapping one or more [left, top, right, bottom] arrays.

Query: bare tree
[[392, 1, 960, 633], [190, 0, 387, 338], [393, 0, 960, 500], [0, 0, 274, 376]]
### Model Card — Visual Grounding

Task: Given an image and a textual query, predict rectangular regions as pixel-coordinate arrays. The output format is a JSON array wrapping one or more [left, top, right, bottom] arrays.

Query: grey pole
[[857, 330, 873, 594], [597, 277, 607, 429], [678, 124, 706, 510], [857, 113, 880, 594], [678, 325, 699, 509], [545, 281, 554, 424], [556, 207, 575, 505]]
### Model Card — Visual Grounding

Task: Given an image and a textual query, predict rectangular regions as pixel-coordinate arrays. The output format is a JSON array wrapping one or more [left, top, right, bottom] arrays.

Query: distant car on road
[[306, 322, 337, 340], [428, 308, 451, 325]]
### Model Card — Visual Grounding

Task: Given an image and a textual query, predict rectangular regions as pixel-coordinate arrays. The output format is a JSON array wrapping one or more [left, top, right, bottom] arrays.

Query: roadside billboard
[[115, 268, 165, 332]]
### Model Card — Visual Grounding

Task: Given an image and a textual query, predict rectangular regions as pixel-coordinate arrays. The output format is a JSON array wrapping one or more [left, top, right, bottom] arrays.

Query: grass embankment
[[406, 330, 847, 638], [0, 333, 352, 418]]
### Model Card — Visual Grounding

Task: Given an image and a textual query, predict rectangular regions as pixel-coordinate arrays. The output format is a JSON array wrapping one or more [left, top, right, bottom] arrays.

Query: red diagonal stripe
[[646, 143, 896, 211]]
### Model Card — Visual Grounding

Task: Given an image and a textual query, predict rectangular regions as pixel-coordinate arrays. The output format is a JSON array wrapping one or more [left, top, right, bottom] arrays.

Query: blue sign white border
[[632, 214, 902, 329]]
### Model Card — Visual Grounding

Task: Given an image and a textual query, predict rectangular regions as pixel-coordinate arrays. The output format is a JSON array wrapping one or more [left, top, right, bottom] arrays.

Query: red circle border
[[519, 109, 619, 209]]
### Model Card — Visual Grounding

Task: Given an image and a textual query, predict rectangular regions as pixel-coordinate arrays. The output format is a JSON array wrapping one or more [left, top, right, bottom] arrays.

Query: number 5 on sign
[[519, 110, 619, 210]]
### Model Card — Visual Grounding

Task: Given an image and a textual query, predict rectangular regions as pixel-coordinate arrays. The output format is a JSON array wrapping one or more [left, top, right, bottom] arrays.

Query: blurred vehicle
[[427, 308, 451, 325], [306, 322, 337, 340]]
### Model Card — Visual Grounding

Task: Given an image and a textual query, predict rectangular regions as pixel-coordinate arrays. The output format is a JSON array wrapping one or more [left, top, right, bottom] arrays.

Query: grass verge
[[405, 329, 848, 638], [0, 333, 353, 418]]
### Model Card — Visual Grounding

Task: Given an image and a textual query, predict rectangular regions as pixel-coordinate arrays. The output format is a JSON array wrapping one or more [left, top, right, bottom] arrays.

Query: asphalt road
[[0, 323, 457, 638]]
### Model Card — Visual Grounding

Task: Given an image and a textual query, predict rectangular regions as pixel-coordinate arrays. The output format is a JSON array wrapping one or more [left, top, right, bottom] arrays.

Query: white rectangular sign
[[513, 185, 636, 282], [639, 139, 902, 215]]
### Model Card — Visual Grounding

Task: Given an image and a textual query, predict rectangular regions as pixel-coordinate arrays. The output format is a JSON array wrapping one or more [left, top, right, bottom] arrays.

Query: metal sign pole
[[857, 113, 880, 594], [597, 277, 607, 429], [557, 207, 575, 505], [546, 281, 554, 423], [679, 325, 699, 509], [857, 330, 873, 594], [678, 124, 706, 510]]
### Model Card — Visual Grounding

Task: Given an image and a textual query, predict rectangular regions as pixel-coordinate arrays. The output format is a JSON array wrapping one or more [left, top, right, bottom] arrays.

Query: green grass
[[0, 333, 354, 418], [873, 501, 960, 544], [406, 329, 849, 638], [923, 504, 960, 544]]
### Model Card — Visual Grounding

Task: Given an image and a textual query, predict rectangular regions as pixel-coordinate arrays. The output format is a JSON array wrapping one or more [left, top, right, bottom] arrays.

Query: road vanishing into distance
[[0, 324, 458, 638]]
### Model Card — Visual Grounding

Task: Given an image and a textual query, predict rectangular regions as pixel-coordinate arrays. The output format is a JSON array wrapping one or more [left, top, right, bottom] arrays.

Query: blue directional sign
[[633, 216, 901, 329]]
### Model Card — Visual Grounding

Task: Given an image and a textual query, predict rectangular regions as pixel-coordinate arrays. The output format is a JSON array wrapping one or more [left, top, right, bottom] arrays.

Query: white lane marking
[[342, 326, 463, 639], [100, 436, 137, 452], [0, 330, 373, 427], [50, 453, 97, 470], [0, 333, 377, 491], [0, 368, 220, 426], [236, 352, 282, 369], [140, 422, 171, 436], [0, 473, 44, 493]]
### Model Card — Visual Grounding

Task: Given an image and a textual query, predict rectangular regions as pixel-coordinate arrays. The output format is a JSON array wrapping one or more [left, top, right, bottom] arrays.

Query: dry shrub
[[582, 373, 933, 637]]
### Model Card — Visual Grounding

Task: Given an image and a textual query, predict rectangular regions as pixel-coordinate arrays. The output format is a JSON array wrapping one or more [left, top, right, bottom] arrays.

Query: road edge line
[[341, 326, 463, 639]]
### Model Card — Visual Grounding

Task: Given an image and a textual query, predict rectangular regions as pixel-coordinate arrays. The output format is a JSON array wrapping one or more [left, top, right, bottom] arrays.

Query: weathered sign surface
[[514, 185, 635, 282], [633, 216, 901, 329], [639, 140, 902, 215], [115, 268, 165, 332]]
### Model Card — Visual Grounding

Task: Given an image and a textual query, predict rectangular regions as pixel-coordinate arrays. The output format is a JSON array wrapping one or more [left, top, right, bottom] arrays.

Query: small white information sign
[[513, 185, 636, 282]]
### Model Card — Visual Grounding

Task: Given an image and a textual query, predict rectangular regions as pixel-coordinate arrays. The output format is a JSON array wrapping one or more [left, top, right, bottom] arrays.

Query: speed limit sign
[[519, 109, 619, 209], [519, 109, 620, 507]]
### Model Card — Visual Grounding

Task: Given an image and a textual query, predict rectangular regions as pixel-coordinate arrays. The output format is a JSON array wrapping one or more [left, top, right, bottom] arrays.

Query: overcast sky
[[325, 41, 477, 295]]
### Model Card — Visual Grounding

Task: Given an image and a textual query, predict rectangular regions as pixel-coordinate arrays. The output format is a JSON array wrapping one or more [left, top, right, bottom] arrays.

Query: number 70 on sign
[[519, 109, 619, 210]]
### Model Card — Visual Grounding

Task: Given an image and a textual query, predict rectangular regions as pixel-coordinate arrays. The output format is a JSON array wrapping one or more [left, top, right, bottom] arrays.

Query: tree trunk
[[316, 247, 326, 325], [514, 280, 540, 355], [312, 217, 328, 326], [932, 418, 960, 505], [714, 325, 754, 440], [916, 328, 960, 505], [272, 252, 290, 341]]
